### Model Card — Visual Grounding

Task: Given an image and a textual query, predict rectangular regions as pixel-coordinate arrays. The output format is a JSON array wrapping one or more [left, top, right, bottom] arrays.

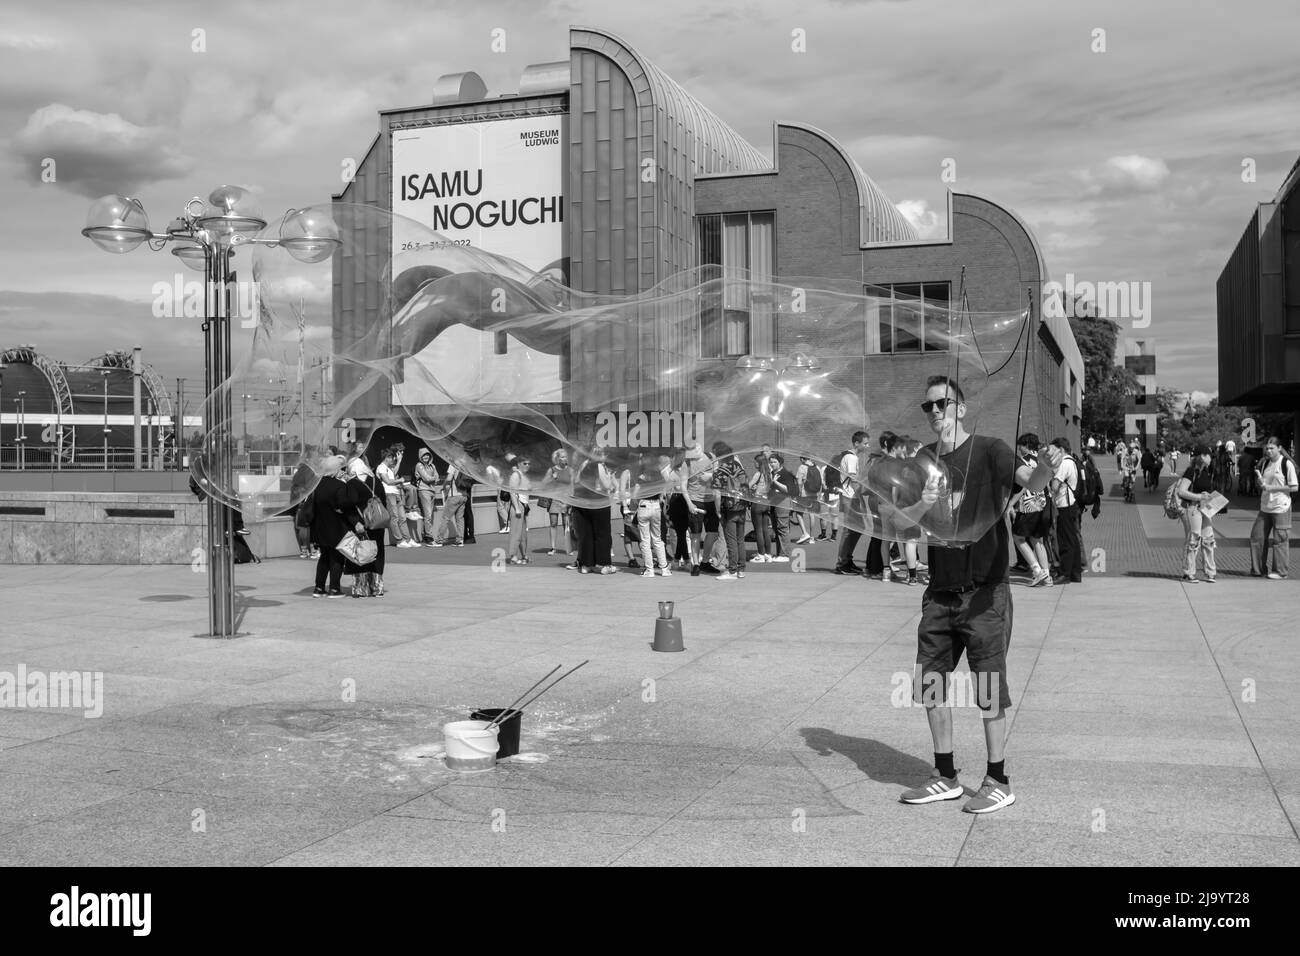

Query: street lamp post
[[82, 188, 340, 638], [101, 369, 111, 468], [15, 392, 25, 470]]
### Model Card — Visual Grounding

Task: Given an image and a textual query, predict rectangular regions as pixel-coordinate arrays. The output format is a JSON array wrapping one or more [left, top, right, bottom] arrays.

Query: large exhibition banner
[[390, 115, 567, 406]]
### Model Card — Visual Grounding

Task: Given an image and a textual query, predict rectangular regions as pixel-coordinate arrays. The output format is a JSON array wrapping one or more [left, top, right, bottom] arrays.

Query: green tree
[[1159, 400, 1290, 451], [1068, 315, 1136, 442]]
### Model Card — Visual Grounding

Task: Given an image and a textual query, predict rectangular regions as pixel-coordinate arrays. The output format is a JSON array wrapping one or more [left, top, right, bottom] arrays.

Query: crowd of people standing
[[286, 423, 1296, 596]]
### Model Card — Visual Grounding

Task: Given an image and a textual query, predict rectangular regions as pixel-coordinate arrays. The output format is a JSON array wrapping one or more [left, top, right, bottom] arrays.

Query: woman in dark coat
[[310, 455, 365, 597], [345, 452, 388, 597]]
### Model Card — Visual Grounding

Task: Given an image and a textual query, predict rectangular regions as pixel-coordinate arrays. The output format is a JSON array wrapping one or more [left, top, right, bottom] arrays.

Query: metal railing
[[0, 445, 186, 471], [0, 445, 315, 473]]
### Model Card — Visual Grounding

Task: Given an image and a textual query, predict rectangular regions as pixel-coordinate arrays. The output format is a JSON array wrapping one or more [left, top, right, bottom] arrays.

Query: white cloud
[[0, 32, 58, 50], [12, 103, 195, 198], [1077, 155, 1171, 197], [895, 199, 945, 239]]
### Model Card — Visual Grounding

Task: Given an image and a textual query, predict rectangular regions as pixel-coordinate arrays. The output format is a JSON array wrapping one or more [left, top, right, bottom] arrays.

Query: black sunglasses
[[921, 398, 957, 414]]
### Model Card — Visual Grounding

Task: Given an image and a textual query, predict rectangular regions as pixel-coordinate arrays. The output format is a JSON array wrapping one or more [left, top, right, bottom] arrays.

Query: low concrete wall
[[0, 472, 195, 493], [0, 489, 574, 564], [0, 491, 204, 564]]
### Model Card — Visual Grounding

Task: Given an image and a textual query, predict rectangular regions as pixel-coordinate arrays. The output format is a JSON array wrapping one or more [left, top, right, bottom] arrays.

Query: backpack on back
[[1163, 476, 1185, 519], [718, 463, 744, 513], [1075, 455, 1102, 508], [803, 465, 822, 497]]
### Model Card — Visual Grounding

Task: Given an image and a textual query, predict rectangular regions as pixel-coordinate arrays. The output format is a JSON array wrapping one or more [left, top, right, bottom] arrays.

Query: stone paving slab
[[1, 469, 1297, 866]]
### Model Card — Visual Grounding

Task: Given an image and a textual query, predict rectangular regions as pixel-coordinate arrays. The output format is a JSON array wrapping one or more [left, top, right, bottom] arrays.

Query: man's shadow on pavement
[[798, 727, 934, 788]]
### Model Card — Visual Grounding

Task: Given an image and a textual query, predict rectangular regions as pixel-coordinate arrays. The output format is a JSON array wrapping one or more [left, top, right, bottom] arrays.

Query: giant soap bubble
[[192, 202, 1048, 546]]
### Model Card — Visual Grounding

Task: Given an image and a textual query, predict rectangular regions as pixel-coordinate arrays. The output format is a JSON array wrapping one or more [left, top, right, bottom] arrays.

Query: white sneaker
[[750, 554, 770, 563], [660, 568, 673, 577], [641, 569, 655, 578], [716, 571, 738, 581], [771, 555, 790, 563]]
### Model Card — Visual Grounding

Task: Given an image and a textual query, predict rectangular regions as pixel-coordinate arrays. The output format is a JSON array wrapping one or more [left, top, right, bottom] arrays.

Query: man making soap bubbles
[[885, 374, 1059, 814]]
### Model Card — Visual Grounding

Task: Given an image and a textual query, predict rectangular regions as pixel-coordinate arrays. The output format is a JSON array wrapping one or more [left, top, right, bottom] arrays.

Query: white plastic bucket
[[443, 719, 500, 771]]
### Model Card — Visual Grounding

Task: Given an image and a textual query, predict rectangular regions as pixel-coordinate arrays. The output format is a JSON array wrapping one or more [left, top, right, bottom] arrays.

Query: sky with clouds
[[2, 0, 1297, 403]]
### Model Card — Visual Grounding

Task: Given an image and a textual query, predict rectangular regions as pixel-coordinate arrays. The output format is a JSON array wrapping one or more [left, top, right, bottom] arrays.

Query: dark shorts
[[1012, 508, 1050, 539], [688, 499, 719, 534], [915, 581, 1013, 713]]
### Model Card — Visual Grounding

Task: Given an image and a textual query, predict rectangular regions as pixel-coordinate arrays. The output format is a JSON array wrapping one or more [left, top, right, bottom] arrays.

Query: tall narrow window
[[892, 284, 923, 353], [722, 214, 750, 357], [923, 283, 951, 352], [695, 211, 774, 358], [697, 215, 723, 358]]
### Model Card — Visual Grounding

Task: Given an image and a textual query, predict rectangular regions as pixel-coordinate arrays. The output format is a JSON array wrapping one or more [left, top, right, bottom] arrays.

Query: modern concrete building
[[1217, 155, 1300, 441], [334, 25, 1083, 457], [1123, 336, 1157, 446]]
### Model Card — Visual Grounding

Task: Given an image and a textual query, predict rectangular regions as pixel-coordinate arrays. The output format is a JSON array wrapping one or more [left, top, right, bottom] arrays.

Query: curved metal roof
[[1, 346, 76, 463], [573, 27, 770, 175], [779, 123, 919, 244], [82, 350, 174, 418]]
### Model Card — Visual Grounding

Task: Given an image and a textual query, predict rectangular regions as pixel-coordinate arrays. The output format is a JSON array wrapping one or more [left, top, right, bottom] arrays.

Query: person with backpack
[[746, 452, 774, 563], [1078, 448, 1103, 520], [1250, 435, 1298, 579], [1048, 437, 1082, 584], [1174, 443, 1219, 583], [1140, 445, 1154, 490], [711, 441, 749, 581], [1011, 434, 1053, 587], [795, 454, 822, 543], [821, 453, 842, 541]]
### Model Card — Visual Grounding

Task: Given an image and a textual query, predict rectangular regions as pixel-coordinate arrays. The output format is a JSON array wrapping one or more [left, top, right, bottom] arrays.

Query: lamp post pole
[[81, 188, 340, 638], [15, 392, 25, 470], [101, 370, 110, 468]]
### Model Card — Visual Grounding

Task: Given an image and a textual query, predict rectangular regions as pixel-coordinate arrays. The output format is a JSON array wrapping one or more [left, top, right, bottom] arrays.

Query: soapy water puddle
[[218, 702, 606, 786]]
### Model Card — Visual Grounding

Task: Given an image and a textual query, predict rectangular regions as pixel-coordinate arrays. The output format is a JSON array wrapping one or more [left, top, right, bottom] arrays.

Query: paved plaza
[[1, 463, 1297, 867]]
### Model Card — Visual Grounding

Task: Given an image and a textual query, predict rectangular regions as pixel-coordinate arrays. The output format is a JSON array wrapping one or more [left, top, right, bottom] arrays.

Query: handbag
[[362, 495, 389, 530], [336, 531, 378, 566]]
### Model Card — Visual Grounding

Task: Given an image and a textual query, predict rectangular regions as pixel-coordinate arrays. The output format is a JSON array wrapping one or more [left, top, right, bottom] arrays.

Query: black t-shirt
[[1182, 466, 1214, 494], [922, 434, 1016, 590], [770, 467, 797, 504]]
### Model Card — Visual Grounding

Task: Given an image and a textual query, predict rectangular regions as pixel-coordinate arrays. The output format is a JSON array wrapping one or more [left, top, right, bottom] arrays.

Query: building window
[[865, 282, 951, 354], [696, 212, 774, 358]]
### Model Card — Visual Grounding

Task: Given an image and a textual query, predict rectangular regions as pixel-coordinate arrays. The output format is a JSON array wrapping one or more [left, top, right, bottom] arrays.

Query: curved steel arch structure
[[82, 350, 175, 420], [0, 346, 77, 464]]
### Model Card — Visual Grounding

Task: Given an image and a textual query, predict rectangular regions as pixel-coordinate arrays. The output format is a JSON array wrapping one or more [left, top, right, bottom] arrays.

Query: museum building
[[333, 26, 1083, 456]]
